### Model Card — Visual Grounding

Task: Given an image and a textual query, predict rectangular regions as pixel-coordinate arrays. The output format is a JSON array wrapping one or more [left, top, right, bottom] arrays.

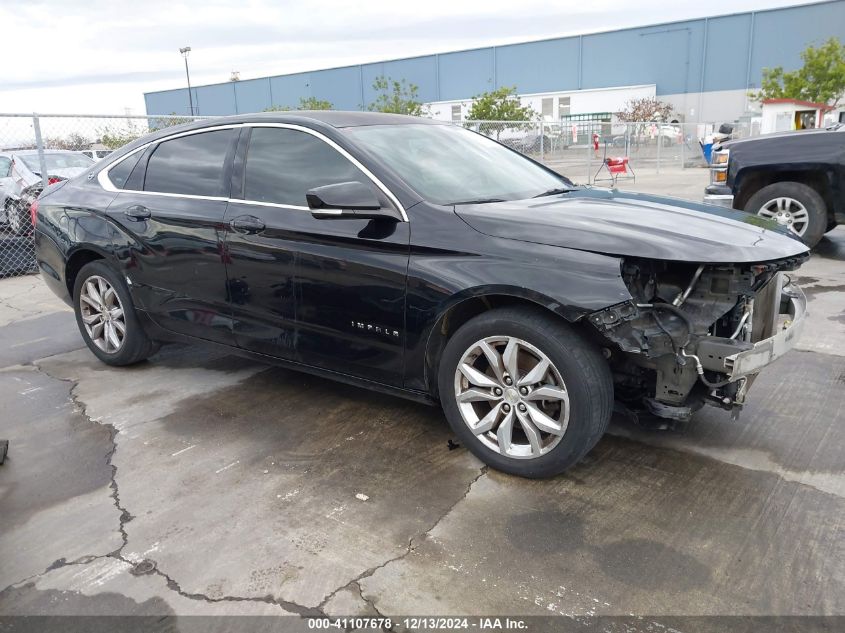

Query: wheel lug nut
[[503, 375, 512, 385], [519, 386, 529, 395], [518, 403, 527, 412], [502, 404, 510, 412], [493, 387, 502, 396]]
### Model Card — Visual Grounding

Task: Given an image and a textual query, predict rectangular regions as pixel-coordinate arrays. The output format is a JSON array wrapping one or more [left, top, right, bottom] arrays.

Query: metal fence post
[[656, 126, 661, 175], [585, 122, 592, 184], [539, 121, 544, 164], [32, 114, 49, 189]]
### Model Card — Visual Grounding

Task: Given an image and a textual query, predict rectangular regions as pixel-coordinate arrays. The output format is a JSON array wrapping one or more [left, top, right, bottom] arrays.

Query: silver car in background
[[0, 150, 94, 234]]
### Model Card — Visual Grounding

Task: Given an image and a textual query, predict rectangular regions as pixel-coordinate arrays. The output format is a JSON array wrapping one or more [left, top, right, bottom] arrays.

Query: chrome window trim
[[97, 122, 408, 221]]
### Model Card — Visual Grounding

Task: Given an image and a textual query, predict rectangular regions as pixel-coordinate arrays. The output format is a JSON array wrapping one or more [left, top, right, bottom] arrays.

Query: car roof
[[208, 110, 444, 128]]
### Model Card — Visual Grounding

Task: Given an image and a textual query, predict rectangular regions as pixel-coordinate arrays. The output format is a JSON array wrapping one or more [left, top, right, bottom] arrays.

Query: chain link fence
[[459, 119, 729, 183], [0, 113, 734, 279], [0, 114, 207, 279]]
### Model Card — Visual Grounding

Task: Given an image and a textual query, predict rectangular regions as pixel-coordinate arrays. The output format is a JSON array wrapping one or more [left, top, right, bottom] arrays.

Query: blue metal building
[[144, 0, 845, 122]]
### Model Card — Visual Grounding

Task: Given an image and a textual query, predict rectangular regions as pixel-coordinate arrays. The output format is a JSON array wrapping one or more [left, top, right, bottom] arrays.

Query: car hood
[[454, 187, 809, 263]]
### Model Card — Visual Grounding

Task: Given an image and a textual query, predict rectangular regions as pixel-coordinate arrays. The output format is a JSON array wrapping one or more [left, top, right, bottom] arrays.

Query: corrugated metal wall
[[144, 0, 845, 116]]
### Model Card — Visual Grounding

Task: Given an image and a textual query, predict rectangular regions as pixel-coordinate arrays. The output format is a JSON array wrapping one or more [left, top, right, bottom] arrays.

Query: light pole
[[179, 46, 194, 116]]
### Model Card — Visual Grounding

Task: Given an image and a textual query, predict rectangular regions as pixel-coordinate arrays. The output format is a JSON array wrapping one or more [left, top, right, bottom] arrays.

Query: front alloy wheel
[[79, 275, 126, 353], [454, 336, 569, 459], [438, 307, 613, 478], [756, 197, 809, 238]]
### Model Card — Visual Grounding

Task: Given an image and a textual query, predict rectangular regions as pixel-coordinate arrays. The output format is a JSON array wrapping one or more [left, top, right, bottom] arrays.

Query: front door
[[106, 128, 238, 344], [224, 125, 409, 386]]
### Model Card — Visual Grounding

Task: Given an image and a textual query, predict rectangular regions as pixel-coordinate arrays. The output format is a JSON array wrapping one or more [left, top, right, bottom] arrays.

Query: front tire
[[438, 306, 613, 478], [745, 182, 827, 247], [73, 261, 158, 366]]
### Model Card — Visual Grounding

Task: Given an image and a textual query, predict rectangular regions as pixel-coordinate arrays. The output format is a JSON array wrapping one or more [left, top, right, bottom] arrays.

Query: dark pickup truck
[[704, 123, 844, 247]]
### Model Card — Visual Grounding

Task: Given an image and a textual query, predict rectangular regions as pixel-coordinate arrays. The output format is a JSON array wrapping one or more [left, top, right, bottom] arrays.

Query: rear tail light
[[47, 176, 64, 185], [30, 199, 38, 228]]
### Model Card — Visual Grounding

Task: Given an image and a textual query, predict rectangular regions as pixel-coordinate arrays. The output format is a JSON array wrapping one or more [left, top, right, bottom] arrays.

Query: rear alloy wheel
[[73, 260, 158, 366], [438, 306, 613, 478], [79, 275, 126, 354], [8, 200, 29, 235], [745, 182, 827, 247]]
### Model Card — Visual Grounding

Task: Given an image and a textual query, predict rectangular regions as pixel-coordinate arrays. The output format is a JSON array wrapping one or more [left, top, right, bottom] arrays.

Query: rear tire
[[73, 261, 158, 366], [438, 306, 613, 478], [745, 182, 827, 248], [8, 200, 30, 236]]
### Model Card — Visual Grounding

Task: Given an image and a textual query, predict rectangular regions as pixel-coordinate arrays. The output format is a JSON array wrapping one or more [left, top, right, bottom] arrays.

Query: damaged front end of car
[[589, 254, 808, 422]]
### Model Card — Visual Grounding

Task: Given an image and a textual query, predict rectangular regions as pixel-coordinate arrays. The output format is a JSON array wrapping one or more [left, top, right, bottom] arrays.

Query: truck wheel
[[73, 261, 158, 366], [438, 306, 613, 478], [745, 182, 827, 247]]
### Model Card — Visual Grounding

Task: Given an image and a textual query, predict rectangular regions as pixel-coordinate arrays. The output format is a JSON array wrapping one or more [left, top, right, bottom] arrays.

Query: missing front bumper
[[723, 276, 806, 379]]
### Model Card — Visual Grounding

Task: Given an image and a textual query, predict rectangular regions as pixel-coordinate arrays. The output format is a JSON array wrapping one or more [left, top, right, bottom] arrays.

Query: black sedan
[[34, 112, 809, 477]]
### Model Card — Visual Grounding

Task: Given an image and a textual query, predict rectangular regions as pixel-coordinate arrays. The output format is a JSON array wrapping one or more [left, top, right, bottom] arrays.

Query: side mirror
[[306, 181, 401, 221]]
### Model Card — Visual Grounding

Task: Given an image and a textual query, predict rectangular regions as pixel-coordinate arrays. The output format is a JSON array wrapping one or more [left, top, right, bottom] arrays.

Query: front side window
[[345, 123, 572, 205], [0, 157, 11, 177], [144, 130, 233, 197], [243, 127, 369, 207]]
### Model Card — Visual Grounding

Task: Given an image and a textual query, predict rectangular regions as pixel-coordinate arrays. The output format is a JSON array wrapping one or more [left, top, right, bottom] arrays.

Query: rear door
[[224, 125, 409, 385], [106, 127, 238, 344]]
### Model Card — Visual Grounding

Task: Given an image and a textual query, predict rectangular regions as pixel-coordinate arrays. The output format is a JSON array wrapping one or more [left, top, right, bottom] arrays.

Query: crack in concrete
[[317, 465, 489, 615], [23, 359, 322, 618]]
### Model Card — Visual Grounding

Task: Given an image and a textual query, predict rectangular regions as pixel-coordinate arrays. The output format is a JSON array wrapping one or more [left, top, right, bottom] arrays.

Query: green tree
[[148, 114, 195, 133], [466, 86, 535, 122], [367, 76, 428, 116], [97, 117, 143, 149], [465, 86, 535, 139], [263, 96, 334, 111], [750, 37, 845, 107], [297, 96, 333, 110]]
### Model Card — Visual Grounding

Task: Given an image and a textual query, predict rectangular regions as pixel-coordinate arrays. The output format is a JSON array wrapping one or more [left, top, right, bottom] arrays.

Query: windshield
[[20, 152, 94, 172], [344, 123, 573, 205]]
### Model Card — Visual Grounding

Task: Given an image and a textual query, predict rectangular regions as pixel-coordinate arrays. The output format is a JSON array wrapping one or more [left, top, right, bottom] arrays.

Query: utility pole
[[179, 46, 194, 116]]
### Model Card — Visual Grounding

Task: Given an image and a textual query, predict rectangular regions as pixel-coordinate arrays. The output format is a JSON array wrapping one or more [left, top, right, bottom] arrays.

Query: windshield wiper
[[532, 187, 574, 198], [449, 198, 507, 205]]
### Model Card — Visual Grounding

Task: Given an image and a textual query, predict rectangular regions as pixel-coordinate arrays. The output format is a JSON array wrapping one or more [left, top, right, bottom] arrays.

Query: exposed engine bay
[[589, 254, 808, 422]]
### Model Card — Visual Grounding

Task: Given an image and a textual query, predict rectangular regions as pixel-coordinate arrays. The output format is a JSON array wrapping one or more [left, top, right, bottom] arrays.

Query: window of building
[[144, 130, 233, 197], [243, 127, 369, 207], [558, 97, 571, 117], [451, 105, 462, 122], [541, 98, 553, 119]]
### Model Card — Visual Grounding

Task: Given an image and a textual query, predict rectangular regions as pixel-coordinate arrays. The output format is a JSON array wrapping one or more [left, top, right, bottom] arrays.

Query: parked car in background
[[0, 150, 94, 234], [79, 148, 114, 162], [704, 123, 844, 247], [35, 112, 808, 478]]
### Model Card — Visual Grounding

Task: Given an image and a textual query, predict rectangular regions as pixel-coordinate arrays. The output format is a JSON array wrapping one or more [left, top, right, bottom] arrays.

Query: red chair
[[593, 143, 636, 186]]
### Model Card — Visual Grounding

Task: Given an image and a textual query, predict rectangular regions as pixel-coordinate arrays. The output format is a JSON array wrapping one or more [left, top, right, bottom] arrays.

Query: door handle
[[230, 215, 266, 234], [124, 204, 150, 221]]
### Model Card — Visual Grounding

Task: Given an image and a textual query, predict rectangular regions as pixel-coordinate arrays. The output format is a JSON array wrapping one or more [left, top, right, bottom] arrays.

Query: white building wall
[[427, 85, 656, 122]]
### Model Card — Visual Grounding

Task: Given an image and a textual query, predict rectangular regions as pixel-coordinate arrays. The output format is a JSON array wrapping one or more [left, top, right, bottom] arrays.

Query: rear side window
[[243, 127, 369, 207], [107, 151, 143, 190], [144, 130, 233, 197]]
